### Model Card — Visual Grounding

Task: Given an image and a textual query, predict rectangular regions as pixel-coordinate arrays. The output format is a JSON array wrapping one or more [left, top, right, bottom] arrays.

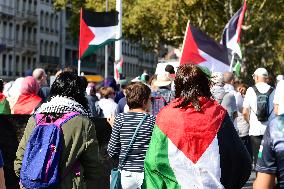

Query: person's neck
[[128, 108, 147, 113]]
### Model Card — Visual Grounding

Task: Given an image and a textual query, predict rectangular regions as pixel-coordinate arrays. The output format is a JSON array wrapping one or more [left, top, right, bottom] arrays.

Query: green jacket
[[14, 115, 101, 189]]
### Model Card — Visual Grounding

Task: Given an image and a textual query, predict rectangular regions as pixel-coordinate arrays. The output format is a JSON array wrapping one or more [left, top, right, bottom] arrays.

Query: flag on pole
[[79, 9, 120, 59], [114, 57, 123, 82], [179, 22, 230, 72], [221, 1, 247, 76]]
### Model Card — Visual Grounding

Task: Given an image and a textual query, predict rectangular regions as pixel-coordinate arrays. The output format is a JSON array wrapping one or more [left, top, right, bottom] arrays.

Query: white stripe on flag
[[198, 50, 230, 72], [168, 136, 224, 189], [89, 26, 118, 45]]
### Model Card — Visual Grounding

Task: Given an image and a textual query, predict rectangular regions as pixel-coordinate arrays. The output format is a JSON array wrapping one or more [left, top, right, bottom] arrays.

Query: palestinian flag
[[142, 98, 252, 189], [221, 0, 247, 76], [79, 9, 119, 59], [114, 57, 123, 82], [179, 22, 229, 72]]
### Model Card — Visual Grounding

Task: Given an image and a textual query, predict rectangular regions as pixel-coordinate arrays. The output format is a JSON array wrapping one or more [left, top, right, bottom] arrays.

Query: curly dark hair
[[125, 82, 151, 109], [174, 64, 212, 110], [49, 72, 89, 111]]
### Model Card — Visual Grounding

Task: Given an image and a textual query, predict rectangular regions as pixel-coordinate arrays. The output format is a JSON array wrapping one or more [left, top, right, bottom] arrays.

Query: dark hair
[[165, 64, 175, 74], [50, 72, 89, 111], [125, 82, 151, 109], [174, 64, 212, 110], [0, 79, 4, 92], [80, 76, 88, 90]]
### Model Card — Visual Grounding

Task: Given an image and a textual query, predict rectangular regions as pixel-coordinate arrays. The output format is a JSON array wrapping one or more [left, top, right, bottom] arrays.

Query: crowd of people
[[0, 64, 284, 188]]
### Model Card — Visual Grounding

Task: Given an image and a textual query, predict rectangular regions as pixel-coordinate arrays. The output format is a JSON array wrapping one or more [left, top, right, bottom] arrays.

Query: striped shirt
[[107, 112, 156, 172]]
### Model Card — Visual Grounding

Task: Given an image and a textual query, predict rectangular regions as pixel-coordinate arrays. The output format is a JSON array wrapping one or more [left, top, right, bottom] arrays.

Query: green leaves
[[54, 0, 284, 80]]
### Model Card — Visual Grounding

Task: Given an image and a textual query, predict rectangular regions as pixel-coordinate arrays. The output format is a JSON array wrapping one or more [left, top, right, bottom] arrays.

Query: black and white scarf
[[36, 95, 90, 116]]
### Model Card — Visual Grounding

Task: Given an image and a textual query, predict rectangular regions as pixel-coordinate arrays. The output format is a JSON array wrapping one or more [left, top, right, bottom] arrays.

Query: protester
[[86, 82, 102, 118], [0, 79, 11, 114], [211, 72, 238, 123], [143, 64, 251, 188], [274, 80, 284, 116], [98, 87, 118, 118], [151, 73, 175, 116], [13, 76, 42, 114], [33, 68, 50, 102], [253, 79, 284, 188], [108, 82, 155, 189], [243, 68, 275, 168], [0, 150, 6, 189], [14, 72, 100, 188], [5, 77, 24, 113]]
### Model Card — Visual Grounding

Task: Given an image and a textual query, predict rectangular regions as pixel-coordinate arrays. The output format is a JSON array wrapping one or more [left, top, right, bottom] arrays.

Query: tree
[[53, 0, 284, 81]]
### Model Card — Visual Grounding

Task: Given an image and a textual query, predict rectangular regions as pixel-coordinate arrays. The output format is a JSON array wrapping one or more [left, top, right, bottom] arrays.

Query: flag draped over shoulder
[[142, 99, 227, 188], [221, 1, 247, 76], [114, 57, 123, 82], [79, 9, 119, 59], [179, 22, 230, 72]]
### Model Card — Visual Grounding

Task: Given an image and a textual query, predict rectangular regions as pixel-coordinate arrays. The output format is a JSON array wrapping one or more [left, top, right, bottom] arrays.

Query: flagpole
[[78, 8, 83, 76], [115, 0, 122, 62], [229, 51, 235, 71], [104, 0, 108, 84]]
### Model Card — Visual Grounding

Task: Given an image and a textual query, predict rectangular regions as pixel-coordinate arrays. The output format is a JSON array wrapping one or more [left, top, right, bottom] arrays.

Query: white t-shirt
[[98, 98, 118, 118], [243, 82, 275, 136], [273, 80, 284, 115]]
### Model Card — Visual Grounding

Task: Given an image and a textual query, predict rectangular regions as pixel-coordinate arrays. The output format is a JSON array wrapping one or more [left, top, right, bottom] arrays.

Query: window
[[45, 12, 49, 32], [22, 25, 26, 42], [16, 25, 20, 41], [16, 56, 20, 76], [3, 55, 6, 75], [28, 27, 32, 42], [8, 55, 12, 76], [50, 14, 54, 32], [55, 15, 58, 32], [50, 42, 53, 56], [9, 23, 12, 39], [55, 43, 58, 57], [40, 11, 44, 29], [40, 40, 43, 55], [22, 56, 26, 75], [27, 57, 31, 69], [45, 41, 48, 56], [33, 58, 36, 68], [33, 28, 36, 42], [23, 0, 26, 12]]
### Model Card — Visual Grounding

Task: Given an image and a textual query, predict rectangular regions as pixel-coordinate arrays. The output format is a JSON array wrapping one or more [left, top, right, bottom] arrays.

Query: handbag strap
[[119, 114, 148, 169]]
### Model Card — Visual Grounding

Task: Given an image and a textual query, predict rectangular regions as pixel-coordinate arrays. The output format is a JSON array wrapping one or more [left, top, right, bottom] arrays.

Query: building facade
[[0, 0, 157, 81]]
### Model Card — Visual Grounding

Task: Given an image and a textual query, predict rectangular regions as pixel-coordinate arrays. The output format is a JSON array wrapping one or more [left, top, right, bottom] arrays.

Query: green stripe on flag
[[81, 38, 121, 59], [142, 125, 181, 189]]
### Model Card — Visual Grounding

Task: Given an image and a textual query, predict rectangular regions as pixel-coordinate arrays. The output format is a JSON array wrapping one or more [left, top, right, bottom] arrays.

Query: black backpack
[[252, 86, 274, 122]]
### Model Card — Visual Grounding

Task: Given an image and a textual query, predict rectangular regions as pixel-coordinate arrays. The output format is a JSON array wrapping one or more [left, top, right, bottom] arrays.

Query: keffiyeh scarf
[[36, 95, 90, 116]]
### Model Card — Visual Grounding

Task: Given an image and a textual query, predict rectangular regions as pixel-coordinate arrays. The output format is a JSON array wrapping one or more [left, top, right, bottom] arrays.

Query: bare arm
[[253, 172, 275, 189], [0, 168, 6, 189], [243, 107, 250, 123], [274, 104, 279, 115]]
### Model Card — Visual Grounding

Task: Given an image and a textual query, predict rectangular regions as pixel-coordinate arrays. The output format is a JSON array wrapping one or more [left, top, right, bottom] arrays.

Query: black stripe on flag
[[222, 7, 243, 47], [190, 25, 230, 66], [82, 10, 119, 27]]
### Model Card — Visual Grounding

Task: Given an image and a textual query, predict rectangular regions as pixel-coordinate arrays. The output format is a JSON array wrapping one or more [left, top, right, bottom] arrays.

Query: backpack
[[151, 96, 167, 117], [252, 86, 274, 122], [20, 112, 80, 189]]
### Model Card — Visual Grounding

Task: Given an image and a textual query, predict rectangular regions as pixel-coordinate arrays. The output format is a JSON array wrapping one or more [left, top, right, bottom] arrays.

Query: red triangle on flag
[[156, 98, 226, 163], [180, 22, 206, 65], [79, 9, 95, 59]]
